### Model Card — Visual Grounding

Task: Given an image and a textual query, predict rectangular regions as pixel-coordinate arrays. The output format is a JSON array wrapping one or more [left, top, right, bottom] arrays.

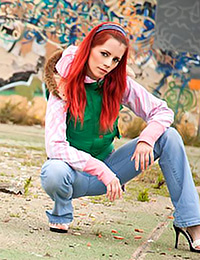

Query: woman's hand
[[106, 177, 123, 202], [131, 141, 154, 171]]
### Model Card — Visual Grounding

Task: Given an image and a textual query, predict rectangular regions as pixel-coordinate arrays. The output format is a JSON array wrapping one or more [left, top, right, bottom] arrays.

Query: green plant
[[24, 177, 32, 196], [153, 173, 165, 189], [137, 189, 149, 202], [10, 213, 20, 218]]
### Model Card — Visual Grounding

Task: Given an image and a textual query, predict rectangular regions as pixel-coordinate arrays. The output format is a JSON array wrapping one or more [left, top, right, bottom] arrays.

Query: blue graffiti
[[0, 0, 156, 49]]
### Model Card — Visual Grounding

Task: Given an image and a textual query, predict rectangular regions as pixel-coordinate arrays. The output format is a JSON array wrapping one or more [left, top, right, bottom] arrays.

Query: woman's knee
[[162, 127, 183, 144], [41, 159, 73, 193]]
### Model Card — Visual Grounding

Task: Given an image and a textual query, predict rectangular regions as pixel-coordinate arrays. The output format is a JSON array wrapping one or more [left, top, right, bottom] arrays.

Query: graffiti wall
[[152, 0, 200, 140], [0, 0, 200, 140], [0, 0, 156, 96]]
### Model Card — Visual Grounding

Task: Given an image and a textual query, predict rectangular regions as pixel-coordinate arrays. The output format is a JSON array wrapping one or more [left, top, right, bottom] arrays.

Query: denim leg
[[154, 127, 200, 227], [41, 159, 90, 224], [87, 127, 200, 228], [41, 127, 200, 227]]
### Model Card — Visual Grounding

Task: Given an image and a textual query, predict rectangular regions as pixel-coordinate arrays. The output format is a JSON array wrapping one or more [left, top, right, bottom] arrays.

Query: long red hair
[[58, 22, 129, 131]]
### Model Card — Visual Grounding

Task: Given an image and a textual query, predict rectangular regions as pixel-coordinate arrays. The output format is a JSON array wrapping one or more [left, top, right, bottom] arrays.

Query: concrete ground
[[0, 123, 200, 260]]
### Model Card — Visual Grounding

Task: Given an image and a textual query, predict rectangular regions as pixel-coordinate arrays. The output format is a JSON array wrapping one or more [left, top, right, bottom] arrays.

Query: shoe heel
[[173, 225, 180, 249], [173, 224, 200, 253]]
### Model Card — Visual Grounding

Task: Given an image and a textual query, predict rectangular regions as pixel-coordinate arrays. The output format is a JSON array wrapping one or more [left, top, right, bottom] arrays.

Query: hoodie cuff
[[83, 157, 116, 186], [138, 121, 166, 147]]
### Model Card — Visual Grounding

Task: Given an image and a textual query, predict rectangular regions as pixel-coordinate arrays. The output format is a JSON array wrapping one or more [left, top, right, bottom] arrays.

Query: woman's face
[[86, 38, 126, 80]]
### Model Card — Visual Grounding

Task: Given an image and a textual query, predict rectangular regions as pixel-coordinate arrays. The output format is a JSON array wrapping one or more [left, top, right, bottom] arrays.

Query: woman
[[41, 22, 200, 252]]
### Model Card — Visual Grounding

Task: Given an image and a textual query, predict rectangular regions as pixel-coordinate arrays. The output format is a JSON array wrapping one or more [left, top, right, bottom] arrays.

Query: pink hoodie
[[45, 46, 174, 186]]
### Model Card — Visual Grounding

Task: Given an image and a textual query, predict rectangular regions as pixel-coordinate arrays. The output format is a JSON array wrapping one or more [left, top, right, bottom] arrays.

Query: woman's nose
[[104, 58, 112, 68]]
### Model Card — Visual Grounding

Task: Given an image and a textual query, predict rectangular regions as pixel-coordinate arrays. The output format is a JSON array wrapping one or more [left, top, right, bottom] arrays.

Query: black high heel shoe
[[173, 224, 200, 253]]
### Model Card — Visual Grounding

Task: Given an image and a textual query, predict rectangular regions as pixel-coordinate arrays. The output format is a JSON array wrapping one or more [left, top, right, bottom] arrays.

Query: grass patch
[[124, 163, 170, 202], [89, 195, 114, 206], [137, 189, 150, 202], [0, 142, 45, 152], [89, 163, 170, 206]]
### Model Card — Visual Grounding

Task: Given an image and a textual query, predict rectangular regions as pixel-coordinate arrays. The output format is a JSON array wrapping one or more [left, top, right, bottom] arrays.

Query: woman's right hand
[[106, 177, 123, 201]]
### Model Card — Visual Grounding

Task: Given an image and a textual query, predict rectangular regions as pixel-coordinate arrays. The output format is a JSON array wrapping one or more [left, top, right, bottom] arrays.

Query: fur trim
[[43, 49, 63, 98]]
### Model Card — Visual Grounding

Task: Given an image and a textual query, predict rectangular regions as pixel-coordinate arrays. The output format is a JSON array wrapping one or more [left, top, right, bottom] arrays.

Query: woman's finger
[[106, 184, 111, 199], [140, 153, 144, 171], [110, 185, 114, 201], [112, 183, 118, 201], [131, 150, 136, 161], [118, 186, 123, 198], [150, 150, 154, 166], [134, 152, 140, 171], [114, 185, 122, 200], [145, 152, 149, 169]]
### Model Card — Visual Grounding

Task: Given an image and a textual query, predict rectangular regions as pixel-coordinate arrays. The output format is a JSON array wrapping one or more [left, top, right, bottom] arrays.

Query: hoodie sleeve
[[122, 76, 174, 147], [45, 93, 116, 186]]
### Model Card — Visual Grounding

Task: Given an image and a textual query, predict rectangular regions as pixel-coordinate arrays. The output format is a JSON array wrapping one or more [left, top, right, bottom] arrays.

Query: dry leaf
[[134, 236, 142, 240], [134, 228, 144, 233], [113, 235, 124, 240]]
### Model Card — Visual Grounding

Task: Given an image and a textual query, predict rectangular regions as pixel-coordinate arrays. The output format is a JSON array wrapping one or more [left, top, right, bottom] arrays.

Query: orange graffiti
[[188, 79, 200, 90]]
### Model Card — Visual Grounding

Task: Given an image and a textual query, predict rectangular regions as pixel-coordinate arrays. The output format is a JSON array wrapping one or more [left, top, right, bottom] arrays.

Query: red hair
[[58, 22, 129, 131]]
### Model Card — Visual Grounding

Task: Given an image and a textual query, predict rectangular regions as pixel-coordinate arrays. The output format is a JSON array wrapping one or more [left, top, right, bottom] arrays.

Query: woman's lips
[[98, 67, 107, 73]]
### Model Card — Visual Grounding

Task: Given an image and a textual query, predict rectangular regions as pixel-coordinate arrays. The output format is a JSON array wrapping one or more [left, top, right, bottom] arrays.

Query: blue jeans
[[40, 127, 200, 227]]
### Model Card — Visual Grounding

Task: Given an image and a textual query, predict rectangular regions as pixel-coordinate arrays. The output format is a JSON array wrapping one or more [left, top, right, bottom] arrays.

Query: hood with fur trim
[[43, 49, 63, 99], [43, 46, 78, 100]]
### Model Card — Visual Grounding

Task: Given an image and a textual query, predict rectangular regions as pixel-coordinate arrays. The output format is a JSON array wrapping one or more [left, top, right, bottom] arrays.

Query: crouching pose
[[41, 22, 200, 253]]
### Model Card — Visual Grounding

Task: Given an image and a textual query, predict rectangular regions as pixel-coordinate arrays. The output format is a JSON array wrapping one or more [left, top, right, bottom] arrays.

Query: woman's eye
[[113, 58, 120, 63], [101, 52, 108, 57]]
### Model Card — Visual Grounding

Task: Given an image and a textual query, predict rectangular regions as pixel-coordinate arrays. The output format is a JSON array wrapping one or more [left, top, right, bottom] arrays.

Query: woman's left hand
[[106, 177, 123, 202], [131, 141, 154, 171]]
